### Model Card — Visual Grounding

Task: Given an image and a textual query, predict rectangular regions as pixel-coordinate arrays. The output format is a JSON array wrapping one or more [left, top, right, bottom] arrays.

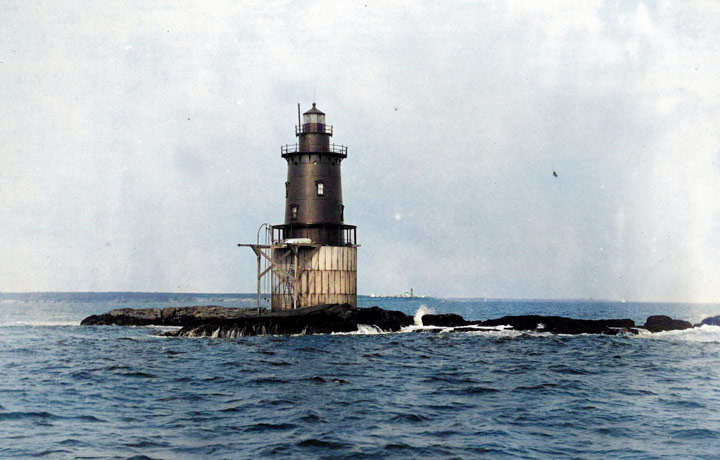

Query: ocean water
[[1, 293, 720, 459]]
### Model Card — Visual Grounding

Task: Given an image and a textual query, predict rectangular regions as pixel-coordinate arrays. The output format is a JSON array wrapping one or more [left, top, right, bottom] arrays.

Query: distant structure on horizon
[[239, 103, 357, 311]]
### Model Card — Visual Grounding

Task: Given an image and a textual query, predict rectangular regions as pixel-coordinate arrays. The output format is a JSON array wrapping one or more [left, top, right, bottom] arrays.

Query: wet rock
[[82, 303, 684, 338], [84, 304, 413, 335], [81, 305, 260, 326], [449, 326, 495, 333], [174, 304, 357, 337], [421, 313, 468, 327], [356, 306, 413, 332], [700, 315, 720, 326], [478, 316, 636, 335], [643, 315, 693, 333]]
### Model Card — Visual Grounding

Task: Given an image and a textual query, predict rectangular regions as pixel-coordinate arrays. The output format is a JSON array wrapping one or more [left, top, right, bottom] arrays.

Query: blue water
[[2, 293, 720, 459]]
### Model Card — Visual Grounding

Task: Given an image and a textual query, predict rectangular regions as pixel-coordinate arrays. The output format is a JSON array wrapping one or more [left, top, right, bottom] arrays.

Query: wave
[[413, 305, 436, 326], [355, 324, 384, 334], [330, 324, 386, 335], [0, 411, 106, 423], [0, 321, 79, 327], [641, 324, 720, 342]]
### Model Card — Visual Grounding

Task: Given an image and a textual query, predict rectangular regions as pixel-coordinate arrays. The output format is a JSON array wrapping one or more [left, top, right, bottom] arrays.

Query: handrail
[[295, 124, 333, 136], [271, 223, 357, 245], [281, 143, 348, 156]]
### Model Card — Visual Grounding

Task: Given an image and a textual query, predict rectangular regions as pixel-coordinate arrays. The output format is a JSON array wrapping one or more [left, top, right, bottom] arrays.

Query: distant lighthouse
[[240, 103, 357, 311]]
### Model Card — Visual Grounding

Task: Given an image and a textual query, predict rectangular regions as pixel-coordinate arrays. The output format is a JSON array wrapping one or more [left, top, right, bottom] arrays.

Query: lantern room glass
[[303, 113, 325, 125]]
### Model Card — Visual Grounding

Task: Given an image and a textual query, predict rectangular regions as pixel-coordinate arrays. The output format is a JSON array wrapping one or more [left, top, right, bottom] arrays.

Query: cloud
[[1, 1, 720, 301]]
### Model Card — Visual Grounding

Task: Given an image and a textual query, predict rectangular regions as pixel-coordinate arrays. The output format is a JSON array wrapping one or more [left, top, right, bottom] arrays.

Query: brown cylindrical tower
[[280, 103, 348, 245], [270, 103, 357, 310]]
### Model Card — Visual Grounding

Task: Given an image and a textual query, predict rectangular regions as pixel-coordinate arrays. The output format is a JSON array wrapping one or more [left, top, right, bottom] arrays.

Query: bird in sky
[[553, 171, 558, 177]]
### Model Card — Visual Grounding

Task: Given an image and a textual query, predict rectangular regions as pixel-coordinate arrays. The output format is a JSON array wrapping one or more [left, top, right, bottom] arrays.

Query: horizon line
[[0, 290, 716, 305]]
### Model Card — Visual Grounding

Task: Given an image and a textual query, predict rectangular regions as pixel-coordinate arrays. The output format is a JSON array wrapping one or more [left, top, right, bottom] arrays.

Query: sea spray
[[413, 305, 436, 327], [643, 324, 720, 343], [355, 324, 384, 335]]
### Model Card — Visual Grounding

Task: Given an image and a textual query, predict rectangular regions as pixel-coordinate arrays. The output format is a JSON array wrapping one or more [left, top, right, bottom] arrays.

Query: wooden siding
[[271, 246, 357, 311]]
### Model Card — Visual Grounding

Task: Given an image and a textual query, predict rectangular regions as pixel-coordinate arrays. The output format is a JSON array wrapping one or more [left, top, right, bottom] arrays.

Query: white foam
[[642, 324, 720, 343], [355, 324, 384, 335], [464, 327, 526, 338], [2, 321, 79, 327], [413, 305, 436, 327], [332, 324, 386, 335], [399, 324, 443, 333]]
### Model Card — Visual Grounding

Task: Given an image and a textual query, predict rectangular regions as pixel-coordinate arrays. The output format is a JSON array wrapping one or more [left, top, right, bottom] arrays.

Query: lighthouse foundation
[[271, 245, 357, 311]]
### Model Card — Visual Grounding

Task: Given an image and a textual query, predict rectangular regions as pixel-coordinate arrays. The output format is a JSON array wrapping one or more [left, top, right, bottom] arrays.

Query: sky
[[2, 1, 720, 301]]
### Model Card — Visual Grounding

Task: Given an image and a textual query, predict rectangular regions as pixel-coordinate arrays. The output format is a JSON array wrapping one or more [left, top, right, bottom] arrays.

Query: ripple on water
[[59, 439, 88, 446], [296, 438, 351, 450], [660, 398, 705, 409], [249, 376, 290, 385], [297, 411, 326, 423], [389, 414, 431, 423], [258, 398, 297, 407], [0, 411, 61, 421], [243, 422, 297, 433], [31, 449, 72, 457], [513, 382, 559, 392], [434, 385, 500, 396], [670, 428, 720, 440], [124, 440, 172, 449], [265, 360, 294, 366], [120, 372, 158, 379]]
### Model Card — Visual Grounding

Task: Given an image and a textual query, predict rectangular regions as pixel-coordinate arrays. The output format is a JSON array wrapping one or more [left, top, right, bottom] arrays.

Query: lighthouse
[[240, 103, 357, 311]]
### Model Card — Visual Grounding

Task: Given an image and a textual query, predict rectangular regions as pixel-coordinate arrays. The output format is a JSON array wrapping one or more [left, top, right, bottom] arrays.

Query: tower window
[[316, 182, 324, 196], [339, 204, 344, 221], [285, 181, 289, 198], [291, 205, 298, 220]]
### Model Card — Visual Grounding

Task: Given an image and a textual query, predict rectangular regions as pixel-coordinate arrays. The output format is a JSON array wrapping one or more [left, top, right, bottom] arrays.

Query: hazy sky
[[2, 1, 720, 301]]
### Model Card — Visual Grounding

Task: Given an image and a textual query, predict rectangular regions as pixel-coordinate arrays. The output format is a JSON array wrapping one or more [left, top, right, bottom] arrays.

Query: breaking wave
[[642, 324, 720, 342], [413, 305, 435, 327]]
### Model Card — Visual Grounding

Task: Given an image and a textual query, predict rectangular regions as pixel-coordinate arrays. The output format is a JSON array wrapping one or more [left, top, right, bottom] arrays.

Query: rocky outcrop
[[81, 304, 696, 338], [474, 315, 636, 335], [80, 305, 260, 326], [700, 315, 720, 326], [170, 305, 416, 337], [421, 313, 468, 327], [356, 306, 413, 331], [174, 304, 357, 337], [82, 304, 414, 337], [643, 315, 693, 333]]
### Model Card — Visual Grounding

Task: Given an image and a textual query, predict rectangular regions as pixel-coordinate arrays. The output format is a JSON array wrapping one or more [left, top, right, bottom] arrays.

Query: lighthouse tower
[[241, 103, 357, 311]]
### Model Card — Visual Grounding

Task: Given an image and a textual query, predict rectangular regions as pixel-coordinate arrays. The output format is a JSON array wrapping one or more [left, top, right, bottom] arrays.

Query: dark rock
[[356, 306, 413, 331], [478, 315, 636, 335], [601, 319, 637, 328], [174, 304, 357, 337], [81, 305, 260, 326], [421, 313, 468, 327], [82, 303, 684, 338], [450, 326, 492, 333], [643, 315, 693, 333], [84, 304, 414, 337], [700, 315, 720, 326]]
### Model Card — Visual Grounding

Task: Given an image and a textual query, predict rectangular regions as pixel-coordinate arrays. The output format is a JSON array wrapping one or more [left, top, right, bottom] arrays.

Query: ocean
[[1, 293, 720, 459]]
